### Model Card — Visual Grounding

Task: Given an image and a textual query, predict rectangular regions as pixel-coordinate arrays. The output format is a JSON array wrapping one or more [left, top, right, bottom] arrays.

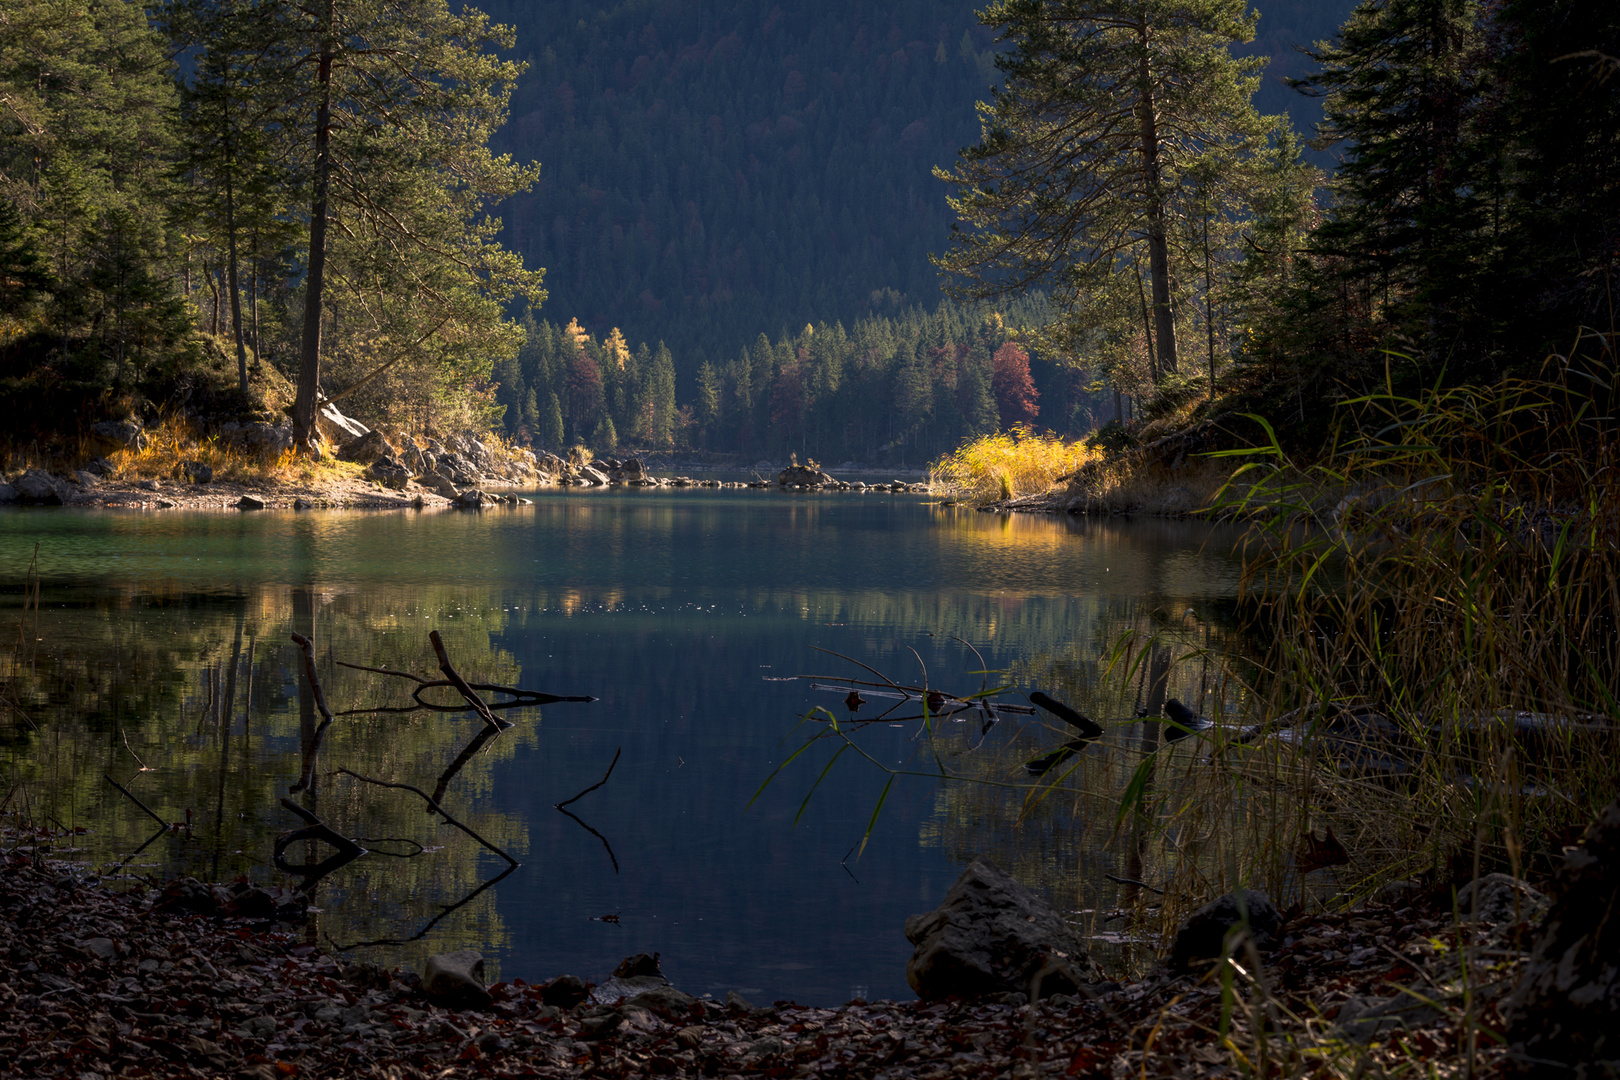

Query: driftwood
[[273, 798, 365, 885], [289, 633, 336, 794], [333, 660, 596, 716], [430, 630, 504, 732], [103, 774, 167, 830], [324, 863, 517, 951], [556, 747, 622, 810], [335, 767, 518, 867], [555, 748, 623, 873]]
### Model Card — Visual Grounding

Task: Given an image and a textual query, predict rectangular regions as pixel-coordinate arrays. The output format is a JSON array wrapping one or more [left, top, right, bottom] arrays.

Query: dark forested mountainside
[[478, 0, 1357, 388]]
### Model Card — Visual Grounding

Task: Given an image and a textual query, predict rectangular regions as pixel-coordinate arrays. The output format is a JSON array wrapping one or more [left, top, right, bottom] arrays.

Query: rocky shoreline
[[7, 836, 1607, 1079], [0, 413, 930, 512]]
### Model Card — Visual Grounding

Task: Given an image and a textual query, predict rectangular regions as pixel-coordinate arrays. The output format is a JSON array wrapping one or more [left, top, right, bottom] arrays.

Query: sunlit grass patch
[[106, 415, 363, 486], [931, 424, 1098, 505]]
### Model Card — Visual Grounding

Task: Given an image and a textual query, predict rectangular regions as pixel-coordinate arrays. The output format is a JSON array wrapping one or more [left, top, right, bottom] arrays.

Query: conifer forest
[[1, 0, 1615, 460]]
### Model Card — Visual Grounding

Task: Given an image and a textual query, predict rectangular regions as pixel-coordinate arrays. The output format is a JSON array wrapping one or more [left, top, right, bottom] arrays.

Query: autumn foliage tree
[[991, 342, 1040, 427]]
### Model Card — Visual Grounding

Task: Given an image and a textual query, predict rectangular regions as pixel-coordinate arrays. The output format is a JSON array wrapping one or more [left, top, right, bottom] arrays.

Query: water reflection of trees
[[2, 580, 559, 979]]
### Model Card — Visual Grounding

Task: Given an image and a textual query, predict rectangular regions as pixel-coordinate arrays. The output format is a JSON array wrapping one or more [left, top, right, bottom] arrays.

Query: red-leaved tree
[[991, 342, 1039, 428]]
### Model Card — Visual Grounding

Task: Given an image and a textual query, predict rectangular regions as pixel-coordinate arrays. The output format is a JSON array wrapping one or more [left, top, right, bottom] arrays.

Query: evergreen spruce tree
[[936, 0, 1274, 379]]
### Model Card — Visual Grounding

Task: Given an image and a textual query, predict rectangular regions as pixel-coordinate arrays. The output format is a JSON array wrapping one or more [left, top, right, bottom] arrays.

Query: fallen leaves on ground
[[0, 853, 1530, 1078]]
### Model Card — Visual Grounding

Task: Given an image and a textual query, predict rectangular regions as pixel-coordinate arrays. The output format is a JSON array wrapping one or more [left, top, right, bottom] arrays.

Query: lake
[[0, 490, 1249, 1004]]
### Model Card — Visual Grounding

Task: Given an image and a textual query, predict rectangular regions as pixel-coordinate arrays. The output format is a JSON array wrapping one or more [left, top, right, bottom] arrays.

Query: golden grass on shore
[[930, 424, 1098, 504], [105, 415, 364, 486]]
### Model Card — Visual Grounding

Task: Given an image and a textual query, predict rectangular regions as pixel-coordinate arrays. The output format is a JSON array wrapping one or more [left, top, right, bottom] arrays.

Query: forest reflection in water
[[0, 494, 1251, 1003]]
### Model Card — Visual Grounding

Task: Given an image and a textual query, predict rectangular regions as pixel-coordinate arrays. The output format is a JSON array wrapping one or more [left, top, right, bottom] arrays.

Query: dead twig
[[334, 767, 518, 867], [274, 797, 366, 886], [289, 633, 336, 794], [428, 630, 509, 732], [104, 774, 167, 830], [556, 747, 622, 810], [335, 659, 596, 710]]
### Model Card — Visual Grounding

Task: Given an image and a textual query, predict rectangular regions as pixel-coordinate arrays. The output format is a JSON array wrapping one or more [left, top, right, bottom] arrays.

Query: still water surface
[[0, 490, 1247, 1003]]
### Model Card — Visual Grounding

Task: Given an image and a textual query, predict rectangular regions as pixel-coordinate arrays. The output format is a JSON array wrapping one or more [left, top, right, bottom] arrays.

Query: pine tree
[[936, 0, 1274, 379], [1294, 0, 1483, 368], [281, 0, 546, 448]]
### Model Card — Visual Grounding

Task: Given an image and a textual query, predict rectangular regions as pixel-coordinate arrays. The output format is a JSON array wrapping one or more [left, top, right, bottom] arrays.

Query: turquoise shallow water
[[0, 491, 1246, 1003]]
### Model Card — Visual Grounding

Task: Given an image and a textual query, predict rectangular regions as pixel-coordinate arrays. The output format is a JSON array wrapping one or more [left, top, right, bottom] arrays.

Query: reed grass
[[930, 424, 1098, 505]]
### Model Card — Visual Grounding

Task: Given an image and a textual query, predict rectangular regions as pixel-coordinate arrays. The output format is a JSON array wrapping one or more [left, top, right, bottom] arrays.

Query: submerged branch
[[334, 767, 518, 867]]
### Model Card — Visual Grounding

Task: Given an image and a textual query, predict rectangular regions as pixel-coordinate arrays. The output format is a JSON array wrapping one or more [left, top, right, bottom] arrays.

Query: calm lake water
[[0, 490, 1248, 1004]]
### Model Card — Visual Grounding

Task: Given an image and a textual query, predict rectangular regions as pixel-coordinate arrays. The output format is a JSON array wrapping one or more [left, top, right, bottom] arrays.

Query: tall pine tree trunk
[[294, 0, 335, 452], [1136, 27, 1178, 378], [224, 96, 247, 395]]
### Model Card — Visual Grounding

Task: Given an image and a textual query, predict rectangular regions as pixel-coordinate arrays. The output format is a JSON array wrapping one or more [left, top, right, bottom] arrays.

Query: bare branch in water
[[429, 630, 507, 733], [556, 747, 622, 810], [289, 633, 336, 794], [334, 767, 518, 867]]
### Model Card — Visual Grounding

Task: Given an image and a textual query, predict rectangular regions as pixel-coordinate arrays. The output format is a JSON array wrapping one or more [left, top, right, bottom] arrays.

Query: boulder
[[226, 420, 293, 454], [178, 460, 213, 484], [904, 856, 1102, 1001], [364, 457, 411, 490], [315, 401, 369, 446], [418, 472, 459, 499], [1167, 889, 1280, 972], [90, 418, 147, 452], [14, 469, 62, 504], [337, 429, 395, 465], [399, 443, 429, 476], [777, 463, 835, 487], [1457, 873, 1547, 925], [610, 457, 649, 483], [453, 489, 491, 509], [236, 495, 266, 511], [438, 452, 478, 486], [73, 470, 100, 488], [422, 949, 490, 1010], [1503, 795, 1620, 1075], [0, 483, 15, 504], [540, 974, 589, 1009], [578, 464, 610, 486], [84, 456, 116, 478]]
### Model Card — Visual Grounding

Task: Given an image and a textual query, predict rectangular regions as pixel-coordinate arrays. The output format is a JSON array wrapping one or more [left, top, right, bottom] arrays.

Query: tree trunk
[[225, 120, 247, 395], [1136, 27, 1178, 377], [294, 0, 336, 452]]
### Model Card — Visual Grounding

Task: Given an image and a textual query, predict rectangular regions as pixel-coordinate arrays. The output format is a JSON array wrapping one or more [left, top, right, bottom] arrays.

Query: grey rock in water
[[293, 497, 313, 510], [14, 469, 61, 504], [578, 464, 610, 486], [421, 949, 490, 1010], [1503, 795, 1620, 1075], [776, 463, 835, 487], [1457, 873, 1547, 926], [904, 856, 1103, 1001], [0, 483, 15, 504], [236, 494, 266, 510], [453, 488, 491, 508], [1167, 889, 1280, 971]]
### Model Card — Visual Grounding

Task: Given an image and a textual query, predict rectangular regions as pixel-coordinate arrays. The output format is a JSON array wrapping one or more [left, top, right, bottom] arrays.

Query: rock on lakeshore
[[1167, 889, 1281, 971], [422, 949, 491, 1010], [904, 856, 1103, 1001], [1504, 794, 1620, 1075]]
